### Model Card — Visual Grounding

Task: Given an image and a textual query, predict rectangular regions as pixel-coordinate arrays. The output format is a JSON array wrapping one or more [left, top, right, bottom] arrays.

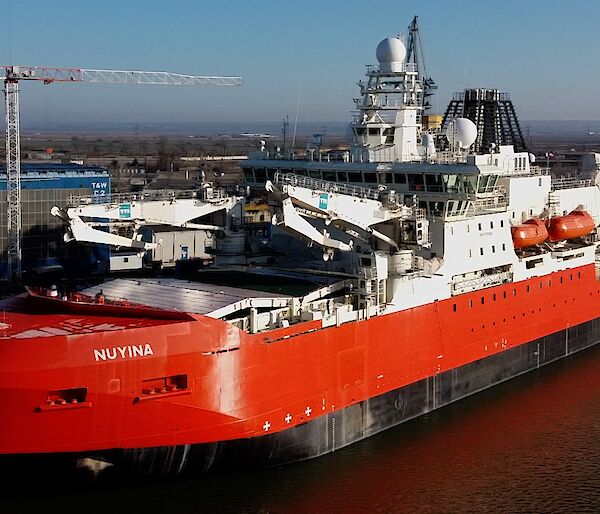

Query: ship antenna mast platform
[[2, 66, 242, 283]]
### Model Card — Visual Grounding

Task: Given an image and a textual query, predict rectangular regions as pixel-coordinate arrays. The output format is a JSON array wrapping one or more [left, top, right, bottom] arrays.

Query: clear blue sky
[[2, 0, 600, 125]]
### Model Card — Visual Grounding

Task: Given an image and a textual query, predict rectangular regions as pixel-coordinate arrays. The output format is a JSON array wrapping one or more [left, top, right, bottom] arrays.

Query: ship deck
[[0, 294, 179, 340], [80, 277, 289, 316]]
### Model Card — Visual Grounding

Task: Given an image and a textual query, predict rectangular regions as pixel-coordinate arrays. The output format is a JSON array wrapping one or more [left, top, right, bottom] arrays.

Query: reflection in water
[[2, 347, 599, 514]]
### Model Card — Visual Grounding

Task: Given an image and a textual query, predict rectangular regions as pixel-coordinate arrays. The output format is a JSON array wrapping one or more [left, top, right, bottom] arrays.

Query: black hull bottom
[[6, 317, 600, 481]]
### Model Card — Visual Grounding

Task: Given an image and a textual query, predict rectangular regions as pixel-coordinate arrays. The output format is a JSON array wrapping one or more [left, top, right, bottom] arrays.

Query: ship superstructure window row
[[244, 167, 499, 198]]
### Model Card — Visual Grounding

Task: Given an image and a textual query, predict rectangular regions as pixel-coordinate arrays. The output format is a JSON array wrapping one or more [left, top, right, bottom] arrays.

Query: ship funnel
[[446, 118, 477, 149], [376, 38, 406, 72]]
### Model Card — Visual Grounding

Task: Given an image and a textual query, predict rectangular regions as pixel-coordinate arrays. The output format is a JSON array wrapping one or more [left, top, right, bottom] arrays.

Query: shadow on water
[[1, 346, 599, 514]]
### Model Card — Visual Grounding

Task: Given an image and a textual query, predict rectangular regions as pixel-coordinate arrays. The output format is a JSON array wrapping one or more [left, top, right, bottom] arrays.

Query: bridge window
[[443, 174, 459, 193], [363, 172, 377, 183], [254, 168, 267, 182], [323, 171, 336, 181], [348, 172, 362, 183], [393, 173, 407, 184], [337, 171, 348, 182], [380, 172, 393, 184], [425, 174, 443, 192], [408, 174, 425, 191]]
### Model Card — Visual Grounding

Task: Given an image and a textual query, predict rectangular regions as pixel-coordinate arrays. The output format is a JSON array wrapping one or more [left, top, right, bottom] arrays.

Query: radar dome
[[422, 132, 436, 156], [446, 118, 477, 149], [376, 38, 406, 73], [529, 153, 536, 163]]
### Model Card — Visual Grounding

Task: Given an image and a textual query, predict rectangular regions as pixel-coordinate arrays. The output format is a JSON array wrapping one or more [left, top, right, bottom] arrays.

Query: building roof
[[0, 162, 108, 175]]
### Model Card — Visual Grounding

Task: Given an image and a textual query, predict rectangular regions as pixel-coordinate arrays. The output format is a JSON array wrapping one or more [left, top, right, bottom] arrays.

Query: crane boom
[[2, 65, 242, 283], [1, 66, 242, 86]]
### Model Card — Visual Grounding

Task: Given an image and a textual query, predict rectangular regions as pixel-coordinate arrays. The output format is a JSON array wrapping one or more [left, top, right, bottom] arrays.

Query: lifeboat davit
[[511, 218, 549, 249], [547, 210, 596, 242]]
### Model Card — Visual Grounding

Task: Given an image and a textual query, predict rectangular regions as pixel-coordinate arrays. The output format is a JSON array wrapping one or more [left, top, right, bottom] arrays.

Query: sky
[[2, 0, 600, 125]]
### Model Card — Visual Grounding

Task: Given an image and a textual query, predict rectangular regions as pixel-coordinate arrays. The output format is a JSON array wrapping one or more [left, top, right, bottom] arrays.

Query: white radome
[[422, 132, 436, 156], [446, 118, 478, 149], [376, 38, 406, 72]]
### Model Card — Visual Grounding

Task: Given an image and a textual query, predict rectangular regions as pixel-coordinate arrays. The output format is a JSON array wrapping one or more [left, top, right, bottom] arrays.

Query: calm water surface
[[2, 346, 599, 514]]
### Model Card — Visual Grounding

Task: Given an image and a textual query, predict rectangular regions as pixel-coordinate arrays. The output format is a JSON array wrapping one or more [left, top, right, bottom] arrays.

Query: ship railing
[[470, 193, 508, 215], [69, 187, 231, 207], [274, 172, 381, 200], [551, 176, 595, 190], [451, 270, 513, 295], [365, 63, 417, 74]]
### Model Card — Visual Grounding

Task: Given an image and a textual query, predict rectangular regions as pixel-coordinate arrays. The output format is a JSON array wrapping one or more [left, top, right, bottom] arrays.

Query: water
[[2, 346, 599, 514]]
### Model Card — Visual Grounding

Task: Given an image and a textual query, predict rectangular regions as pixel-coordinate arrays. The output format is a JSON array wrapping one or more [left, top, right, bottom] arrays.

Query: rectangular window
[[480, 248, 484, 256], [407, 174, 425, 191], [481, 297, 485, 304], [492, 245, 496, 253], [502, 243, 506, 251], [478, 223, 482, 231], [363, 172, 377, 183], [490, 221, 494, 229], [453, 304, 457, 312]]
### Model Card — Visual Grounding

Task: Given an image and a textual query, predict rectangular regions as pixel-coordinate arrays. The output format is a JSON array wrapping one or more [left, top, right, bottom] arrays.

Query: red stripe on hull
[[1, 265, 599, 454]]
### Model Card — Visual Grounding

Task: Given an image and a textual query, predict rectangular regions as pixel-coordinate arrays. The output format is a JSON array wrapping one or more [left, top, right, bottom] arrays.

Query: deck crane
[[2, 65, 242, 283]]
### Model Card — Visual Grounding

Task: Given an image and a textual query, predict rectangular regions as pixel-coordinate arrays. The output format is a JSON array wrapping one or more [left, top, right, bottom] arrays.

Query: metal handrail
[[552, 177, 595, 190], [275, 172, 381, 200], [69, 186, 230, 207]]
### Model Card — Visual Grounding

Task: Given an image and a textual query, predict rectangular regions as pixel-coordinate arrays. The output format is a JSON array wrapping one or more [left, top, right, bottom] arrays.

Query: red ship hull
[[1, 264, 600, 475]]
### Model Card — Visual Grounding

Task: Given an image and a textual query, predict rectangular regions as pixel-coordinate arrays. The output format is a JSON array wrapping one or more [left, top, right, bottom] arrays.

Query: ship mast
[[406, 15, 437, 112]]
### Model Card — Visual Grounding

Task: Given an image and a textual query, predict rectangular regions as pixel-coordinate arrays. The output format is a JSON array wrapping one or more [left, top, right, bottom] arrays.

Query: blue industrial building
[[0, 162, 110, 277]]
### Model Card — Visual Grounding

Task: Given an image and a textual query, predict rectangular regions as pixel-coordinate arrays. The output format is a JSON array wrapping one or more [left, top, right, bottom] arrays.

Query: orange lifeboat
[[547, 210, 596, 242], [511, 218, 549, 249]]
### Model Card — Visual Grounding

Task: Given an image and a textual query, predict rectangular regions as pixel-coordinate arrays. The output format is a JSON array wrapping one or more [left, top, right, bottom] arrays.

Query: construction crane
[[2, 65, 242, 283]]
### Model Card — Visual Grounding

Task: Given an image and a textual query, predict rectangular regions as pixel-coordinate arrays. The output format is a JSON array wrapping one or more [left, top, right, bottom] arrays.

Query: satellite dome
[[446, 118, 477, 149], [422, 132, 436, 156], [376, 38, 406, 72], [529, 153, 536, 163]]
